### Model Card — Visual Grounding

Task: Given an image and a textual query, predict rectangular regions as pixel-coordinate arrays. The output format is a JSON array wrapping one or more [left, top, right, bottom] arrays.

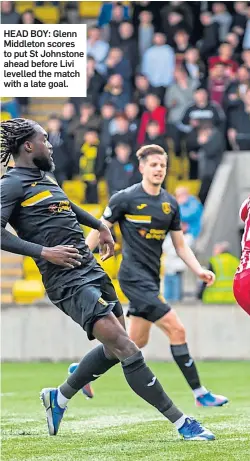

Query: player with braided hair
[[1, 118, 37, 166], [0, 118, 215, 441]]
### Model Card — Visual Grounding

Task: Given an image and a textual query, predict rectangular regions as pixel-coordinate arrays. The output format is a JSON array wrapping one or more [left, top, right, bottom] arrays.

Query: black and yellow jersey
[[103, 183, 181, 281], [1, 167, 99, 290]]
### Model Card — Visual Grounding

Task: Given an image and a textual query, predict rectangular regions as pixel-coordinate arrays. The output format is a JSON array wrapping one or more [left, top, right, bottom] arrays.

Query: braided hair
[[0, 118, 37, 166]]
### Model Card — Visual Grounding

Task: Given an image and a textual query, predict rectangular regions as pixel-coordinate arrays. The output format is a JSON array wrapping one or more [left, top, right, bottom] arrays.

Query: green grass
[[1, 362, 250, 461]]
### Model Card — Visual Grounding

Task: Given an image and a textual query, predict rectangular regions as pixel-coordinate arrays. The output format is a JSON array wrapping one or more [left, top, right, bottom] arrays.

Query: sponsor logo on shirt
[[137, 203, 148, 210], [138, 228, 166, 240], [48, 201, 71, 214]]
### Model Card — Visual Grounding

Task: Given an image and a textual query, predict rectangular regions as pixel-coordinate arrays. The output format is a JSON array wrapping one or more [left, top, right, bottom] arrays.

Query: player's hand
[[41, 245, 83, 269], [98, 223, 115, 261], [198, 269, 215, 287]]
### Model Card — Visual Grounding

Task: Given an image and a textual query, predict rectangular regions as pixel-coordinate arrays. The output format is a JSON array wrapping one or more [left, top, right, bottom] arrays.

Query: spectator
[[208, 42, 239, 77], [212, 2, 232, 42], [16, 98, 29, 115], [118, 21, 139, 73], [71, 102, 101, 153], [196, 124, 225, 204], [85, 56, 106, 107], [227, 87, 250, 150], [87, 26, 109, 75], [225, 32, 241, 58], [223, 65, 250, 112], [184, 47, 206, 85], [105, 142, 141, 196], [19, 9, 43, 24], [230, 1, 248, 38], [181, 87, 225, 133], [242, 6, 250, 50], [137, 10, 154, 59], [103, 3, 125, 47], [95, 103, 116, 179], [124, 102, 140, 145], [133, 74, 163, 112], [141, 33, 175, 95], [165, 66, 198, 124], [60, 102, 76, 147], [132, 1, 162, 31], [137, 93, 167, 145], [199, 11, 220, 60], [98, 1, 130, 28], [111, 114, 135, 151], [105, 47, 132, 86], [78, 129, 100, 203], [175, 186, 203, 241], [241, 49, 250, 73], [173, 29, 191, 65], [161, 2, 193, 47], [198, 242, 239, 304], [207, 62, 230, 107], [99, 102, 116, 149], [1, 1, 20, 24], [144, 120, 166, 149], [47, 115, 71, 186], [99, 74, 130, 111]]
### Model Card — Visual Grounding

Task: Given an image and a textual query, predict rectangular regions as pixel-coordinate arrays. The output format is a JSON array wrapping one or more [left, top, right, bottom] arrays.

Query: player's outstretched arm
[[170, 230, 215, 286]]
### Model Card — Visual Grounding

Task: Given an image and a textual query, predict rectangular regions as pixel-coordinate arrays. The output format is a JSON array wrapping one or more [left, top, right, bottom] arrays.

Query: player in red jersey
[[233, 196, 250, 315]]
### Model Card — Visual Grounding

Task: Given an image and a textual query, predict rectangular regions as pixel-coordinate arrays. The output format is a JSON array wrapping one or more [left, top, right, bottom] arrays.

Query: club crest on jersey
[[162, 202, 171, 214]]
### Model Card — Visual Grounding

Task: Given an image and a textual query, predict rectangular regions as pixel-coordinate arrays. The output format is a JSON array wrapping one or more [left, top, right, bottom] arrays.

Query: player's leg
[[90, 312, 214, 440], [156, 309, 228, 407], [68, 276, 127, 398], [67, 314, 125, 399], [42, 304, 214, 439], [129, 315, 152, 348]]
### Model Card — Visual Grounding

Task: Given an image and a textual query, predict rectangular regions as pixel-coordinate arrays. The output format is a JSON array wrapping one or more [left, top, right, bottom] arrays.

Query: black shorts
[[47, 271, 123, 340], [119, 276, 171, 323]]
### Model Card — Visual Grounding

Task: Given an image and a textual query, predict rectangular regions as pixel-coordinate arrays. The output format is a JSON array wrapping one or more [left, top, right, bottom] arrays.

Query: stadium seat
[[176, 180, 201, 197], [23, 256, 41, 280], [62, 180, 85, 204], [13, 279, 45, 304], [1, 111, 12, 121], [94, 254, 118, 279], [34, 5, 60, 23], [79, 1, 101, 18], [15, 1, 34, 14], [112, 279, 128, 304], [166, 175, 178, 194]]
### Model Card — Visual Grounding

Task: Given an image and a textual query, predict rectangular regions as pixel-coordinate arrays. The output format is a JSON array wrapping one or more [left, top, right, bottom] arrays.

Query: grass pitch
[[1, 361, 250, 461]]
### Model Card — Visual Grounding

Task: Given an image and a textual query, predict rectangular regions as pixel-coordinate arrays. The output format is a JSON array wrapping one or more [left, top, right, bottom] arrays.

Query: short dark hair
[[147, 120, 160, 127], [0, 118, 37, 165], [136, 144, 167, 162]]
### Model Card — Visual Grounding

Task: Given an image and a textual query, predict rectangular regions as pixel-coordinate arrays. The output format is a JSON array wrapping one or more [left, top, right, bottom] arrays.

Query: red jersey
[[236, 196, 250, 274]]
